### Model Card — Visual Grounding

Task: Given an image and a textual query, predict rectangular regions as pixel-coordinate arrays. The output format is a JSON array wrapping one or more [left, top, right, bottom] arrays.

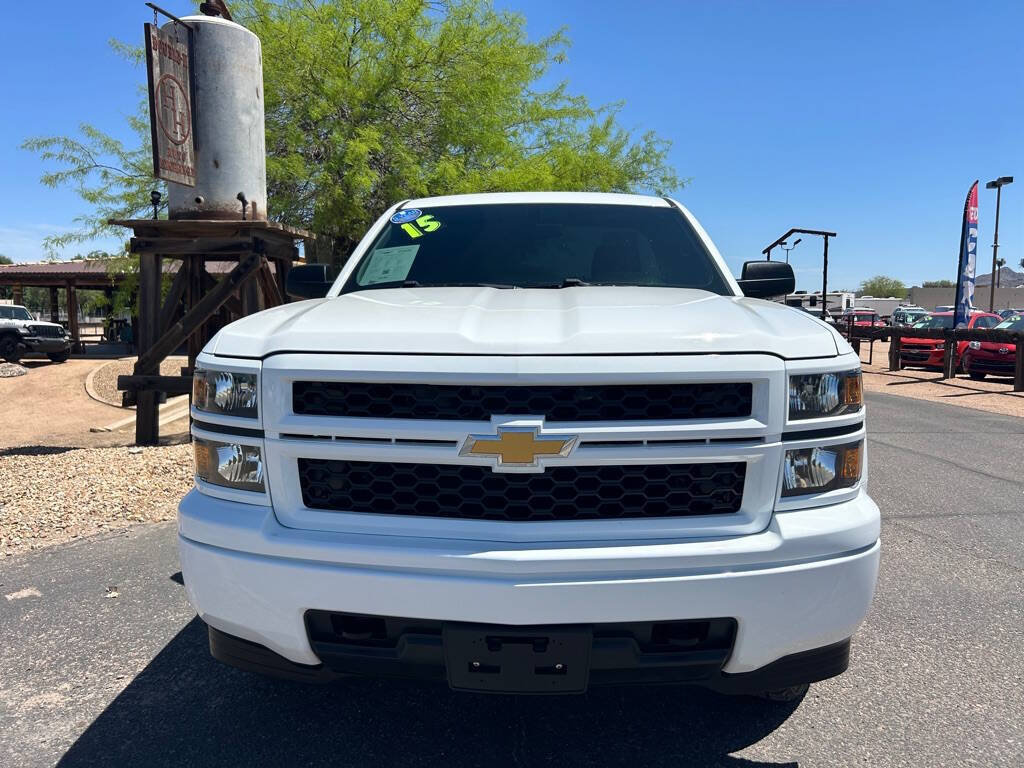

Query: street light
[[985, 176, 1013, 311], [780, 238, 802, 263], [763, 229, 837, 320]]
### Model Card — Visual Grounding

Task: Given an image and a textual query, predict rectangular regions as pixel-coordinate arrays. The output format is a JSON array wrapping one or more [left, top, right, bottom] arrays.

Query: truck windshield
[[995, 315, 1023, 331], [342, 203, 731, 294]]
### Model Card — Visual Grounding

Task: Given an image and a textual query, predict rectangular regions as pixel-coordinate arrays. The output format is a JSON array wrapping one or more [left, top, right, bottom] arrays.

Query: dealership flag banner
[[952, 181, 979, 328]]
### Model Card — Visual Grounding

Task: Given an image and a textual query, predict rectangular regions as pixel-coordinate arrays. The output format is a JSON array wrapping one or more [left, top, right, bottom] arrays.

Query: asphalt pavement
[[2, 392, 1022, 767]]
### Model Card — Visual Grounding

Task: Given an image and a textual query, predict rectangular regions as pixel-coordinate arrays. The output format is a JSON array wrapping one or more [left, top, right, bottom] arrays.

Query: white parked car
[[180, 192, 879, 699]]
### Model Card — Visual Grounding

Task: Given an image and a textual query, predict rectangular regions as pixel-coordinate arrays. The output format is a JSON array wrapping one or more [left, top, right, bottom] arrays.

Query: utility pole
[[985, 176, 1013, 311]]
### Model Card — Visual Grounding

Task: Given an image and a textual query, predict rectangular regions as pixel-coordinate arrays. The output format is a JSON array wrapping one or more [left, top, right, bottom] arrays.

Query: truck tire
[[48, 352, 70, 363], [968, 371, 986, 381], [0, 335, 22, 363]]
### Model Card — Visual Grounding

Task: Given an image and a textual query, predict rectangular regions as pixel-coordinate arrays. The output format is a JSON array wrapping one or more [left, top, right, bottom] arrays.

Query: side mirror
[[286, 263, 337, 300], [737, 260, 796, 299]]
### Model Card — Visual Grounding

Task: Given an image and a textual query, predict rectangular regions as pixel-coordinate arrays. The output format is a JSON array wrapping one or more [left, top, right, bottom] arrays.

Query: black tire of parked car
[[969, 371, 986, 380], [0, 334, 22, 363], [48, 352, 70, 363]]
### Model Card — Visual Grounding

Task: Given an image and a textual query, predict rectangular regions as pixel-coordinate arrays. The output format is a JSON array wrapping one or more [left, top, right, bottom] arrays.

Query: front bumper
[[178, 488, 880, 685], [207, 622, 853, 694], [21, 337, 71, 354], [962, 352, 1016, 375]]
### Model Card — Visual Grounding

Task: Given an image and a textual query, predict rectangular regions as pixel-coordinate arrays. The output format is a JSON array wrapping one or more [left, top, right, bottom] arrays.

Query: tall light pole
[[985, 176, 1013, 311], [780, 238, 802, 263]]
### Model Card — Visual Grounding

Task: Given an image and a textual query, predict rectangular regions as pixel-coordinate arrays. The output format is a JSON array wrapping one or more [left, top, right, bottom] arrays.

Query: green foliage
[[858, 275, 907, 299], [21, 123, 160, 255], [24, 0, 682, 264], [242, 0, 681, 254], [0, 254, 13, 265], [921, 279, 954, 288]]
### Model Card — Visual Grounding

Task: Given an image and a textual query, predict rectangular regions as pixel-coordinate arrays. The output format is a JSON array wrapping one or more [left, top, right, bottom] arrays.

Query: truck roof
[[402, 191, 672, 208]]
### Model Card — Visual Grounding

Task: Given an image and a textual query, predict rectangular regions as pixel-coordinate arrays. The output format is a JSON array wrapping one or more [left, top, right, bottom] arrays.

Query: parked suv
[[891, 306, 927, 327], [179, 193, 879, 700], [0, 304, 71, 363]]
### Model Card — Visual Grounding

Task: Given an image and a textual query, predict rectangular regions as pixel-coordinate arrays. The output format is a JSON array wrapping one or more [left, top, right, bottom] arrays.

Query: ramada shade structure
[[0, 258, 252, 352]]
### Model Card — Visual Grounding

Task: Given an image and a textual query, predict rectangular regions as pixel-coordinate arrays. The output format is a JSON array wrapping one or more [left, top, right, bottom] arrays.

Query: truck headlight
[[194, 438, 264, 492], [193, 368, 258, 418], [782, 440, 862, 497], [968, 341, 981, 350], [788, 370, 862, 420]]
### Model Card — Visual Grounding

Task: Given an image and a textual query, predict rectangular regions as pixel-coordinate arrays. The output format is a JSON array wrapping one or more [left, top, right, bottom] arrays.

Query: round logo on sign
[[155, 73, 192, 145], [390, 209, 422, 224]]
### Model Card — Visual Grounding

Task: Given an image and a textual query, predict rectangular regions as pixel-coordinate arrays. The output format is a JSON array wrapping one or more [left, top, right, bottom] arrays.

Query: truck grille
[[292, 382, 752, 422], [29, 324, 63, 338], [297, 459, 746, 521]]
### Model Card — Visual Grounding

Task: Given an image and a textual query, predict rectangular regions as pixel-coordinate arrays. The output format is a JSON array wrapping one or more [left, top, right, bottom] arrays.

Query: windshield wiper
[[417, 282, 517, 289], [347, 280, 516, 292], [529, 277, 595, 289]]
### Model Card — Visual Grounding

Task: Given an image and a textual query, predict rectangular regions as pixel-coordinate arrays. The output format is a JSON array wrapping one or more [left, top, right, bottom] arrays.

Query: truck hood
[[209, 287, 841, 359]]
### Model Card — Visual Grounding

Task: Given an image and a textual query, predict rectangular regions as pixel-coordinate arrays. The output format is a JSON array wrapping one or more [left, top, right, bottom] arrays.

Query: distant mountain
[[976, 266, 1024, 286]]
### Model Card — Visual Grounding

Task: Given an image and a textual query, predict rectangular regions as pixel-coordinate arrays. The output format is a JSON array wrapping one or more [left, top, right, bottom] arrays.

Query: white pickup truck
[[179, 192, 879, 699]]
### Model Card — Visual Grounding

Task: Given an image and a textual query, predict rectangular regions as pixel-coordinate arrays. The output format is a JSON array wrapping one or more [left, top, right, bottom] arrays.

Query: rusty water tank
[[166, 15, 267, 221]]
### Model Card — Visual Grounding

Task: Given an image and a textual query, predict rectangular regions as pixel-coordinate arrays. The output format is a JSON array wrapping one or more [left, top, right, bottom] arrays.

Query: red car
[[899, 311, 1003, 370], [841, 308, 889, 340], [961, 313, 1022, 379], [841, 308, 886, 329]]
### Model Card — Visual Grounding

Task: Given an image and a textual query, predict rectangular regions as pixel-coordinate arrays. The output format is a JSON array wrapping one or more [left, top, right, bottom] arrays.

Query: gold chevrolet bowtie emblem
[[460, 425, 578, 470]]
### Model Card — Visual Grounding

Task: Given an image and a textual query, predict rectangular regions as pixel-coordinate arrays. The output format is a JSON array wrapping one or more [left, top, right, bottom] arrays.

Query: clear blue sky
[[1, 1, 1021, 292]]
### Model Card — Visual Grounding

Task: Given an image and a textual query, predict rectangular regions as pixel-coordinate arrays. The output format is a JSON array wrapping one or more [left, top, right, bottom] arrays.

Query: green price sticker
[[400, 214, 442, 239]]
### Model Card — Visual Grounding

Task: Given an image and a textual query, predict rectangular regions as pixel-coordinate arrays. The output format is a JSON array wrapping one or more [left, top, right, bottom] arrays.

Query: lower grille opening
[[297, 459, 746, 522], [305, 611, 738, 686], [330, 613, 388, 643]]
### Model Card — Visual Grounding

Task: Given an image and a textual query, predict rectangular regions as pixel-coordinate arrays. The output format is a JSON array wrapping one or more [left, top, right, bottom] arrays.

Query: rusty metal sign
[[145, 22, 196, 187]]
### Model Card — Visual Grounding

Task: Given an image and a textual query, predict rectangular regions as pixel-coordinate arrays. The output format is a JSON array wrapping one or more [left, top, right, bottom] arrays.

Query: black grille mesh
[[292, 381, 752, 421], [29, 324, 64, 338], [297, 459, 746, 521]]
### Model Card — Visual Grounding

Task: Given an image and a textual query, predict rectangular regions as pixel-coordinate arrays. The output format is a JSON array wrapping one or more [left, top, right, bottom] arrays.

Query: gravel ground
[[858, 339, 1024, 418], [89, 356, 188, 407], [0, 443, 192, 559]]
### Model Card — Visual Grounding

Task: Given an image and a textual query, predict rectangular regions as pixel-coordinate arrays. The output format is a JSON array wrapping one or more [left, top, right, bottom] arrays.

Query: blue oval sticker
[[390, 209, 422, 224]]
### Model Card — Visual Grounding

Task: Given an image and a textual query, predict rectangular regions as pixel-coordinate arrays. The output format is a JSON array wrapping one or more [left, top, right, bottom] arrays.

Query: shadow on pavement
[[58, 618, 799, 768]]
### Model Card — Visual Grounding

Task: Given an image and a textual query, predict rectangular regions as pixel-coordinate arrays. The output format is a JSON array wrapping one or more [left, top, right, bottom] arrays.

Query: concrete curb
[[90, 396, 189, 433], [84, 357, 134, 408]]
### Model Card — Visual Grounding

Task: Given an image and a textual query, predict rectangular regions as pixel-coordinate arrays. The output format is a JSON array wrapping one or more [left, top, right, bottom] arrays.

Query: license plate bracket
[[443, 624, 592, 694]]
